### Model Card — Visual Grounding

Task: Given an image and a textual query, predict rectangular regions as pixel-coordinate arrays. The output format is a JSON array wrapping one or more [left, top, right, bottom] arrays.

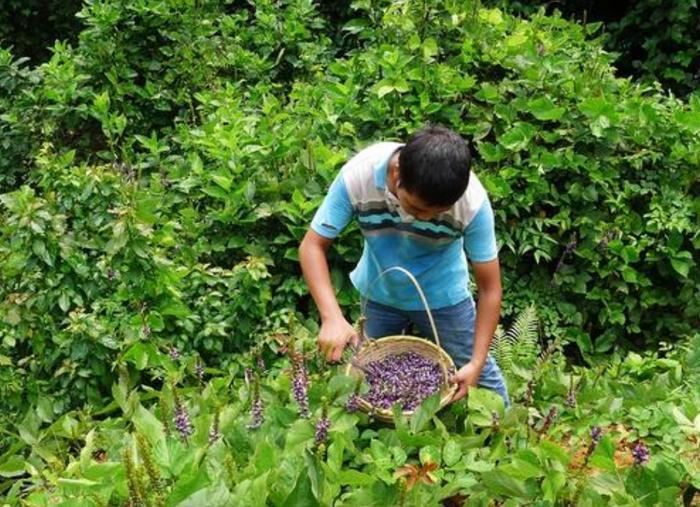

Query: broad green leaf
[[674, 110, 700, 132], [376, 84, 394, 98], [539, 440, 571, 466], [176, 482, 233, 507], [589, 436, 616, 473], [443, 439, 462, 467], [480, 8, 503, 25], [282, 469, 320, 507], [498, 123, 536, 151], [286, 420, 315, 449], [0, 456, 26, 478], [481, 469, 530, 498], [132, 405, 166, 451], [211, 174, 232, 191], [423, 38, 438, 60], [527, 97, 566, 121], [542, 471, 567, 502], [338, 469, 374, 486], [410, 392, 441, 433]]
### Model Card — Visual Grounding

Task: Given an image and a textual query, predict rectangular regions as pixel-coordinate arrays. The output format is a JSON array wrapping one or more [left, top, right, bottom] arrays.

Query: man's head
[[393, 126, 471, 220]]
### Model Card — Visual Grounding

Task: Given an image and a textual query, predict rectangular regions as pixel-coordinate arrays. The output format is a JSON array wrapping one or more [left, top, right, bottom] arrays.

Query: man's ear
[[389, 159, 401, 186]]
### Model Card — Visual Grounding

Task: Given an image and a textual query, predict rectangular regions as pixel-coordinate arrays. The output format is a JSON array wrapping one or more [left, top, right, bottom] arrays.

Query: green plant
[[490, 303, 539, 382]]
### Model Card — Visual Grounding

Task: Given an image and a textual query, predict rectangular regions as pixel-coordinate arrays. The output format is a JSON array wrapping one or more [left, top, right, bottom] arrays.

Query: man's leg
[[362, 299, 411, 340], [408, 299, 511, 407]]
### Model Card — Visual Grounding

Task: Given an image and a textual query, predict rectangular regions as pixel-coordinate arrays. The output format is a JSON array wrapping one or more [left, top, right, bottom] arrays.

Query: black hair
[[398, 125, 471, 207]]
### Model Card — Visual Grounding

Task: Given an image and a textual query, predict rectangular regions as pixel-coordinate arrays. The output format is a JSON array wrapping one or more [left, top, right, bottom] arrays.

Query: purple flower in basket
[[360, 352, 443, 411]]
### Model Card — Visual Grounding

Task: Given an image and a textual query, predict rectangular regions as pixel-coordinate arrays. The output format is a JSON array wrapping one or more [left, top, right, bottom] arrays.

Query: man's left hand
[[450, 360, 483, 403]]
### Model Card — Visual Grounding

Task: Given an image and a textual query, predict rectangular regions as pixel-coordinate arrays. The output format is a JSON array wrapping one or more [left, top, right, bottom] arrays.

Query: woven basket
[[345, 335, 458, 423], [344, 266, 458, 423]]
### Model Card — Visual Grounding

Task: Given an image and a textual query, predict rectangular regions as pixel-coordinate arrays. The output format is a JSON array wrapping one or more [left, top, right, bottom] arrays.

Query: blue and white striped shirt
[[311, 142, 498, 311]]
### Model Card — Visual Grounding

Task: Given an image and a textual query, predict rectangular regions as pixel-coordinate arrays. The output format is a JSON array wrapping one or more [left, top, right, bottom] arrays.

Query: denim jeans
[[363, 298, 510, 407]]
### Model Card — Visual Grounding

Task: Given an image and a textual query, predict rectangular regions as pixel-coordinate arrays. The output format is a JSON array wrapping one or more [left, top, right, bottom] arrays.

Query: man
[[298, 126, 509, 405]]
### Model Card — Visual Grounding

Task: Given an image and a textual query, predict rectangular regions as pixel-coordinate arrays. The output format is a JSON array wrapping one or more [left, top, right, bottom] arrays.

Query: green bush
[[1, 0, 699, 417], [488, 0, 700, 97], [607, 0, 700, 97]]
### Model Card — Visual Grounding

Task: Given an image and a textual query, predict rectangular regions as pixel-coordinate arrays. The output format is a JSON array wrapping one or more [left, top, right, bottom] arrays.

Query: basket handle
[[360, 266, 441, 349]]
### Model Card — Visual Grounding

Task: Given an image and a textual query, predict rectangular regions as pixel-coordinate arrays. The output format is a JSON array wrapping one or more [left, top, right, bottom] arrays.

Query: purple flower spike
[[632, 442, 650, 465], [169, 347, 180, 361], [247, 395, 264, 429], [291, 353, 310, 418], [208, 424, 221, 443], [314, 415, 330, 447], [247, 375, 264, 430], [590, 426, 603, 443], [174, 403, 193, 440]]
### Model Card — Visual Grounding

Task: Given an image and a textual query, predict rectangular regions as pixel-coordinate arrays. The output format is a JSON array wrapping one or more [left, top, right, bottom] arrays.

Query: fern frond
[[490, 325, 513, 377], [506, 304, 539, 369]]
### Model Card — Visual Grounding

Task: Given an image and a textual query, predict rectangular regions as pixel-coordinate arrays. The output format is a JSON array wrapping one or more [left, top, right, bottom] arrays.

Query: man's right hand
[[318, 317, 359, 363]]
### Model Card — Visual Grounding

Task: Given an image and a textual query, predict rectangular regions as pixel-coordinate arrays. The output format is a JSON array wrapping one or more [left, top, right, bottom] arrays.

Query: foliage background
[[0, 0, 699, 505]]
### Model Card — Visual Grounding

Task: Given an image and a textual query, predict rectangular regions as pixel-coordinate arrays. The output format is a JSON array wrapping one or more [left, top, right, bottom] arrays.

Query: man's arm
[[299, 229, 357, 362], [451, 258, 502, 402]]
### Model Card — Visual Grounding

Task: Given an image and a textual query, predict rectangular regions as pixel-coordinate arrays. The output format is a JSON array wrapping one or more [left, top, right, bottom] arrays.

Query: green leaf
[[481, 469, 530, 498], [498, 122, 536, 151], [338, 469, 374, 486], [674, 110, 700, 132], [376, 84, 394, 98], [423, 38, 438, 60], [410, 392, 441, 433], [527, 97, 565, 121], [539, 440, 571, 465], [176, 482, 233, 507], [286, 420, 315, 449], [132, 405, 166, 450], [58, 292, 70, 312], [0, 456, 26, 478], [443, 439, 462, 467], [589, 436, 616, 473], [542, 471, 567, 502], [670, 254, 693, 277], [304, 448, 325, 503], [32, 239, 52, 266], [282, 469, 320, 507], [211, 174, 232, 191]]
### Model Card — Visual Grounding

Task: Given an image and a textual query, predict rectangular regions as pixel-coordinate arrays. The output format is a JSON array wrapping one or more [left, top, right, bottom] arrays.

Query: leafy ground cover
[[1, 322, 698, 505], [1, 1, 699, 505]]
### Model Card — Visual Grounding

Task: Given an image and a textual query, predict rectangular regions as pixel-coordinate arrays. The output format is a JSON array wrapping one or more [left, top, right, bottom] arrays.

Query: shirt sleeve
[[310, 174, 354, 239], [463, 198, 498, 262]]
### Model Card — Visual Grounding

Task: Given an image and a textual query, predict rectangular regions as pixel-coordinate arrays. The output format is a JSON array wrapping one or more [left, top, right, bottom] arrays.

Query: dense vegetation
[[0, 0, 698, 505]]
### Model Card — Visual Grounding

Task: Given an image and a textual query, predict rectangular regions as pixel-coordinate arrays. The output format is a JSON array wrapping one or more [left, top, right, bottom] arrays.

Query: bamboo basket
[[345, 267, 458, 423]]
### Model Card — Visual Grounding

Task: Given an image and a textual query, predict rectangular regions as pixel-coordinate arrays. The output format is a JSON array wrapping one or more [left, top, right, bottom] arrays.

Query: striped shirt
[[311, 142, 498, 311]]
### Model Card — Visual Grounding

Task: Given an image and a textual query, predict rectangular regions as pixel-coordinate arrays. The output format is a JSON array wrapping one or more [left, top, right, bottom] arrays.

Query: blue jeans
[[363, 298, 510, 407]]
